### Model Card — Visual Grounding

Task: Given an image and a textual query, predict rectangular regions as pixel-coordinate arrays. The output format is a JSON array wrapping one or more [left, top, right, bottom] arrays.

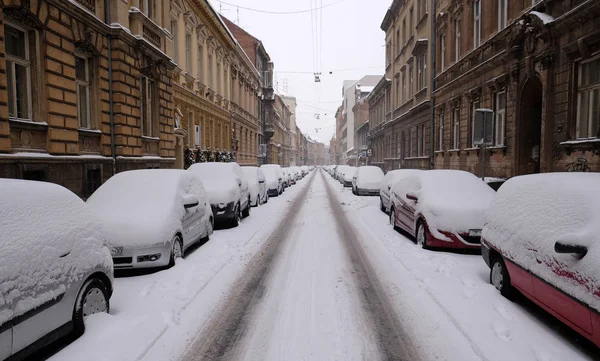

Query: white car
[[189, 162, 252, 221], [341, 166, 357, 187], [242, 166, 268, 206], [88, 169, 213, 269], [261, 164, 284, 196], [0, 180, 113, 360], [379, 169, 423, 214], [352, 166, 384, 196]]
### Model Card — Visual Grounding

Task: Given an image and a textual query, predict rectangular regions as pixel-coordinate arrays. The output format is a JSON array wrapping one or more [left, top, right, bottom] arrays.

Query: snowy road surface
[[45, 169, 597, 361]]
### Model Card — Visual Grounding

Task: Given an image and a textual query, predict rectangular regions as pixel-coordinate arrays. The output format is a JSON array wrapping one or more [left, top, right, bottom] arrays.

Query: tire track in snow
[[180, 171, 317, 361], [321, 171, 422, 361]]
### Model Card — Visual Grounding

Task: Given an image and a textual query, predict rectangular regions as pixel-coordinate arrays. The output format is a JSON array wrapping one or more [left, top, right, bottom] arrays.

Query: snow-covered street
[[41, 169, 597, 361]]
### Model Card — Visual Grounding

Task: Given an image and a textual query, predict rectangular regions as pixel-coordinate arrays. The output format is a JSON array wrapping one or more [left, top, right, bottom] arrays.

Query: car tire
[[231, 204, 241, 227], [202, 217, 213, 242], [73, 277, 110, 337], [490, 257, 515, 299], [168, 235, 183, 267], [257, 195, 262, 206], [242, 197, 251, 218], [390, 207, 399, 231], [380, 197, 386, 213], [416, 220, 428, 249]]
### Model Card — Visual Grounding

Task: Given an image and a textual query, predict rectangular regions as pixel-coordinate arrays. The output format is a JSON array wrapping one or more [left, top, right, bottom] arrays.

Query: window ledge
[[142, 136, 160, 141], [404, 156, 429, 160], [487, 145, 506, 151], [415, 87, 427, 98], [560, 138, 600, 146], [434, 150, 444, 154], [447, 149, 460, 153], [79, 128, 102, 136], [464, 147, 480, 152], [9, 118, 48, 131], [416, 13, 428, 30]]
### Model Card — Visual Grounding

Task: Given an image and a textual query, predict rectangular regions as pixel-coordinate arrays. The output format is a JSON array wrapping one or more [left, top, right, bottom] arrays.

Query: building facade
[[433, 0, 600, 177], [282, 95, 297, 166], [353, 86, 372, 166], [381, 0, 433, 171], [367, 77, 392, 169], [0, 0, 176, 198]]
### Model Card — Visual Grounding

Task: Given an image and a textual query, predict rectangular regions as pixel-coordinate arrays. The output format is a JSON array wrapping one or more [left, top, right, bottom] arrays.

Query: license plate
[[111, 247, 123, 256], [469, 229, 482, 237]]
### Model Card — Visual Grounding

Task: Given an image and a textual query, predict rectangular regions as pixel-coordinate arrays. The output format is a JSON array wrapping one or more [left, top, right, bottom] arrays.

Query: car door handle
[[59, 251, 71, 258]]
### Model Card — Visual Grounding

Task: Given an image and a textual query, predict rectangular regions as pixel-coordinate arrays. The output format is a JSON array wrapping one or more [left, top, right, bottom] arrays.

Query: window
[[417, 0, 427, 19], [217, 62, 222, 94], [185, 33, 192, 72], [473, 0, 481, 48], [417, 56, 424, 90], [141, 0, 152, 18], [396, 28, 400, 55], [438, 113, 444, 151], [498, 0, 507, 30], [440, 34, 446, 71], [402, 72, 406, 104], [208, 54, 213, 88], [417, 124, 425, 156], [171, 20, 178, 63], [577, 58, 600, 138], [386, 41, 391, 64], [395, 77, 400, 108], [494, 91, 506, 145], [197, 45, 203, 82], [409, 7, 414, 33], [141, 76, 155, 137], [85, 168, 102, 197], [402, 19, 406, 44], [409, 62, 414, 97], [452, 107, 460, 149], [75, 55, 92, 129], [5, 24, 32, 120], [454, 18, 461, 62], [470, 100, 481, 146]]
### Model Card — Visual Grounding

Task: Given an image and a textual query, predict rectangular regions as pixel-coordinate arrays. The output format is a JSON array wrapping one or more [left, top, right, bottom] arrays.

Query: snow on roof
[[188, 163, 240, 204], [529, 10, 555, 24], [483, 173, 600, 311]]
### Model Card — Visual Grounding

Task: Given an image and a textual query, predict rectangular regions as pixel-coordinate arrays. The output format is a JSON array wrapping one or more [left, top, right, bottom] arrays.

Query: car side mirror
[[259, 180, 265, 184], [406, 192, 419, 202], [554, 241, 588, 259], [183, 195, 199, 209], [235, 177, 242, 187]]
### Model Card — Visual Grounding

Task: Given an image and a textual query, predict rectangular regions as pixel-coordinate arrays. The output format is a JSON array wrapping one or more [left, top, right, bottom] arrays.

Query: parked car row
[[0, 164, 314, 360], [325, 165, 600, 349]]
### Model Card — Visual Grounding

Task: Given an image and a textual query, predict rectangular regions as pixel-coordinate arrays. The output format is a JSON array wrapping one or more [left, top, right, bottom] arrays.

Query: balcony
[[129, 8, 165, 53]]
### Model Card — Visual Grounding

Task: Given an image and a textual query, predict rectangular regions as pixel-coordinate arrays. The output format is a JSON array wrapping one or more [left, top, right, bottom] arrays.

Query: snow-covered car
[[352, 166, 384, 196], [389, 170, 496, 249], [379, 169, 422, 214], [88, 170, 213, 269], [335, 165, 346, 182], [282, 168, 291, 188], [341, 166, 357, 187], [189, 162, 251, 225], [242, 166, 268, 206], [261, 164, 284, 196], [301, 166, 309, 177], [0, 179, 113, 360], [481, 173, 600, 347]]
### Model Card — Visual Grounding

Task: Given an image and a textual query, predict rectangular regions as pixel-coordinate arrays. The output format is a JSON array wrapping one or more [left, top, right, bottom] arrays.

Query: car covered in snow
[[481, 173, 600, 347], [352, 166, 384, 196], [242, 166, 268, 206], [261, 164, 284, 196], [0, 179, 113, 360], [341, 166, 357, 187], [389, 170, 496, 249], [88, 169, 213, 269], [484, 177, 507, 191], [189, 162, 252, 223], [379, 169, 422, 214], [282, 168, 291, 188]]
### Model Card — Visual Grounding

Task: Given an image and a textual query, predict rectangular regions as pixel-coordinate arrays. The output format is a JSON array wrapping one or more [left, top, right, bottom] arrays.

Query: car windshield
[[10, 2, 600, 361]]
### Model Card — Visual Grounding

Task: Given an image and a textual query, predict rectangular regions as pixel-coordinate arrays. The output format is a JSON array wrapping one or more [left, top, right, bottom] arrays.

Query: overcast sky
[[208, 0, 390, 144]]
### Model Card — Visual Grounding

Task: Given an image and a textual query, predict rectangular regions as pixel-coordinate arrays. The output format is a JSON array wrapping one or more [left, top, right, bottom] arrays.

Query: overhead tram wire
[[215, 0, 344, 15]]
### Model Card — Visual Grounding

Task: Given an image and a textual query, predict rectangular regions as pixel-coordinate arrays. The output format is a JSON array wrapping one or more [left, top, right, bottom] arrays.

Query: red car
[[482, 173, 600, 348], [389, 170, 495, 249]]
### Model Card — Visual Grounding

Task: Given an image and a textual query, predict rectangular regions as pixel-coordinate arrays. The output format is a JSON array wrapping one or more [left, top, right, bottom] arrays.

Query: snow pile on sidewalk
[[483, 173, 600, 311]]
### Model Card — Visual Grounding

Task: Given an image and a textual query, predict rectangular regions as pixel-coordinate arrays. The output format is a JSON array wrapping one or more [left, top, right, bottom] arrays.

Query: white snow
[[355, 166, 384, 190], [529, 10, 555, 24], [382, 169, 422, 192], [394, 170, 496, 241], [483, 177, 507, 183], [242, 166, 260, 204], [0, 179, 112, 325], [483, 173, 600, 312], [342, 166, 357, 182], [188, 163, 240, 205], [261, 164, 284, 189], [560, 138, 600, 145], [87, 169, 206, 248]]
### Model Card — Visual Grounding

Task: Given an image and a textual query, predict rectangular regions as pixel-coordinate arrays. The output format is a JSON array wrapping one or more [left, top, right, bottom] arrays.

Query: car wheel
[[257, 195, 262, 206], [73, 277, 110, 336], [416, 221, 427, 248], [169, 235, 183, 267], [491, 257, 514, 299], [390, 207, 399, 231], [380, 197, 386, 213], [202, 217, 214, 241], [242, 197, 251, 218], [231, 204, 241, 227]]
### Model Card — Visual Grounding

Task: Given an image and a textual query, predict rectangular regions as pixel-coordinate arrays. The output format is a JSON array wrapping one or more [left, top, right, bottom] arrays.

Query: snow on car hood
[[189, 163, 240, 205], [88, 170, 201, 248], [0, 179, 112, 324], [483, 173, 600, 312], [415, 170, 495, 238], [356, 166, 384, 190], [260, 166, 280, 189], [343, 167, 357, 182]]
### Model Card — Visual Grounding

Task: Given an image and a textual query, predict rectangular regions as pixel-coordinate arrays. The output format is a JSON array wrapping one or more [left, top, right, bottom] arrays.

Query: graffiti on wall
[[566, 157, 591, 172]]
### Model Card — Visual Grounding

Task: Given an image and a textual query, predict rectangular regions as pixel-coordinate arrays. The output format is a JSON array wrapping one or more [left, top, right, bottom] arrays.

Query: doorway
[[517, 76, 543, 175]]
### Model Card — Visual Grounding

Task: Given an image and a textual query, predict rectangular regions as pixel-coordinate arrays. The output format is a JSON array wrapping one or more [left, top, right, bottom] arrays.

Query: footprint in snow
[[494, 302, 513, 321], [461, 277, 477, 288], [491, 321, 513, 342], [436, 263, 453, 276], [531, 344, 554, 361], [463, 290, 477, 300]]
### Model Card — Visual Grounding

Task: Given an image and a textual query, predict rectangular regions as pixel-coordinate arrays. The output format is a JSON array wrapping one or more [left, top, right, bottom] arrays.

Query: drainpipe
[[105, 0, 116, 175], [429, 0, 437, 170]]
